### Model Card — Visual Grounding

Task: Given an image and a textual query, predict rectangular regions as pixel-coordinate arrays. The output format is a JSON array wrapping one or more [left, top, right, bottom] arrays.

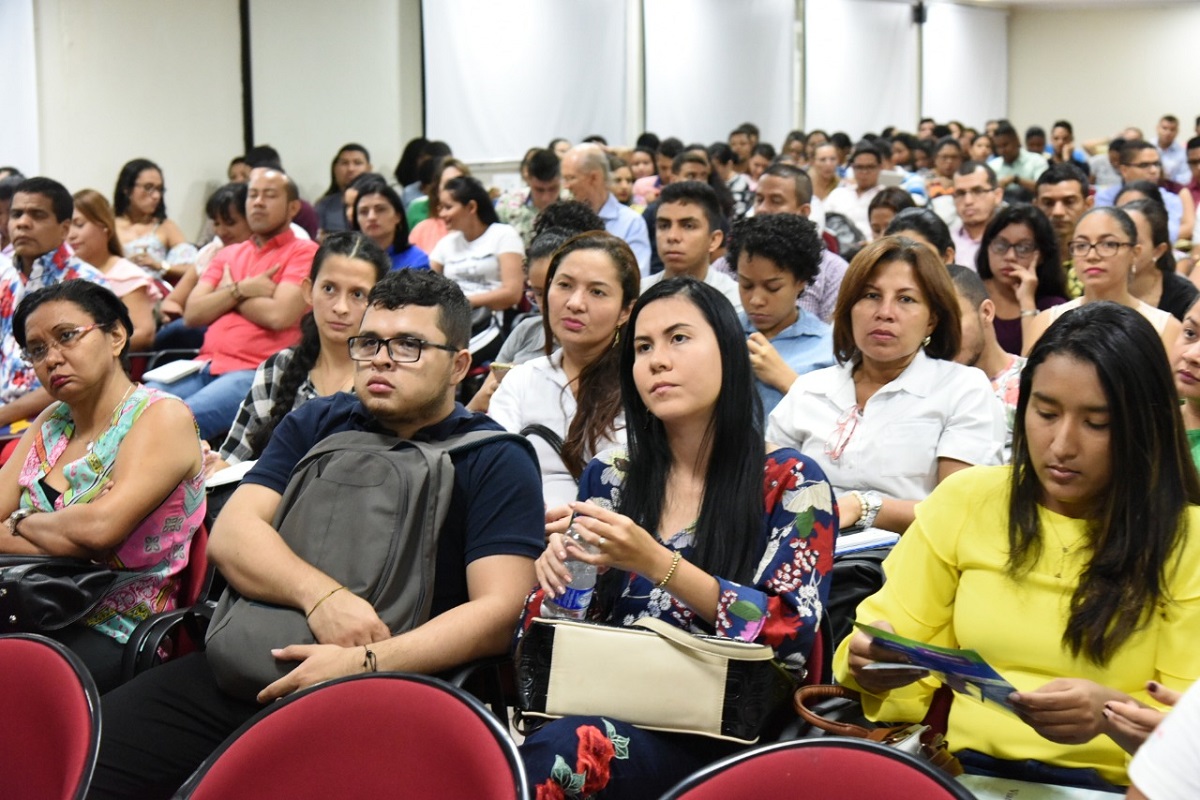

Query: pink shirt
[[199, 229, 317, 374], [409, 218, 449, 255], [101, 257, 164, 302]]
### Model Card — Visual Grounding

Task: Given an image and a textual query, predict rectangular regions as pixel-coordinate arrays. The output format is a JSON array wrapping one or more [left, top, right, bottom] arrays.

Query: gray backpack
[[205, 428, 535, 700]]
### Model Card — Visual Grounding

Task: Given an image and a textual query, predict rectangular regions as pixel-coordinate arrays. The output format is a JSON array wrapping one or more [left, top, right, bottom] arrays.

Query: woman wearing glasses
[[1024, 208, 1180, 357], [211, 233, 390, 472], [767, 236, 1005, 534], [975, 204, 1068, 356], [0, 280, 205, 692], [112, 158, 197, 281]]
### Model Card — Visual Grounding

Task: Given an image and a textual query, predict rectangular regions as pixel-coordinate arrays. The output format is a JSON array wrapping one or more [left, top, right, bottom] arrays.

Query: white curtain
[[804, 0, 919, 139], [0, 0, 40, 172], [921, 4, 1008, 131], [422, 0, 630, 163], [643, 0, 795, 146]]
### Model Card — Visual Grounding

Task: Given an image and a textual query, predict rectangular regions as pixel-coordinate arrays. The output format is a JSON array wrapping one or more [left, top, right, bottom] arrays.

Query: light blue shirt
[[598, 193, 651, 275], [741, 311, 835, 415], [1094, 184, 1184, 243]]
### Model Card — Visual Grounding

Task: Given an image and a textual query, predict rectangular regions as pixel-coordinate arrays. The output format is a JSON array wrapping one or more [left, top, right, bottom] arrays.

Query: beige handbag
[[514, 616, 796, 744]]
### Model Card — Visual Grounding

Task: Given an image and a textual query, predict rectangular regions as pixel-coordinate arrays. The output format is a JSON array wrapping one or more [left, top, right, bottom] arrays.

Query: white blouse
[[765, 350, 1005, 501]]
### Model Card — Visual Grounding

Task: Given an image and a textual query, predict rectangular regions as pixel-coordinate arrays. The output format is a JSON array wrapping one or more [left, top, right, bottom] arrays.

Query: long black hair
[[322, 143, 370, 197], [113, 158, 166, 221], [245, 232, 390, 456], [594, 278, 765, 615], [976, 203, 1066, 299], [1008, 302, 1200, 664], [349, 175, 413, 254]]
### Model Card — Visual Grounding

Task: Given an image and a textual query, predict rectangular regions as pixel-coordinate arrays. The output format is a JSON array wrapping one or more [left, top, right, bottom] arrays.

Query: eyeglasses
[[852, 163, 879, 172], [135, 183, 164, 195], [22, 323, 103, 364], [1127, 160, 1162, 170], [953, 186, 994, 200], [824, 405, 861, 462], [989, 239, 1038, 258], [1067, 240, 1133, 259], [1187, 158, 1200, 167], [347, 335, 458, 363]]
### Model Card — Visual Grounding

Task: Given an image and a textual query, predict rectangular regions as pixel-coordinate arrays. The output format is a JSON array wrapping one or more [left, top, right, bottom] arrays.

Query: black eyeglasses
[[989, 239, 1038, 258], [347, 335, 458, 363], [1068, 240, 1132, 259]]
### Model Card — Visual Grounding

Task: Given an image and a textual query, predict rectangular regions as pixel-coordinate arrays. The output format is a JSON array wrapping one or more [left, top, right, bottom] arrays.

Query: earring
[[612, 327, 621, 349], [922, 334, 932, 347]]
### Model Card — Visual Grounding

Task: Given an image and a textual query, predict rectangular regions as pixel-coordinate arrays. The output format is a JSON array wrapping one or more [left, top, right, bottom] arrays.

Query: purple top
[[994, 294, 1066, 355]]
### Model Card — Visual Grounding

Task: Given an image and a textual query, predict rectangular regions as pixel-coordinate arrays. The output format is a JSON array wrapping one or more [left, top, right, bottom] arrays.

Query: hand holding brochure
[[854, 622, 1019, 712]]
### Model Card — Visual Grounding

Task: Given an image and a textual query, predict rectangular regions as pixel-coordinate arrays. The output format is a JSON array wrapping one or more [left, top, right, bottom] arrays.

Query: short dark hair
[[884, 207, 955, 258], [957, 160, 998, 188], [993, 122, 1019, 140], [1025, 125, 1046, 141], [850, 142, 882, 165], [830, 132, 853, 151], [366, 268, 471, 350], [1123, 198, 1176, 274], [15, 177, 73, 222], [1186, 136, 1200, 152], [1052, 120, 1074, 136], [323, 143, 371, 198], [671, 150, 710, 176], [868, 186, 916, 217], [245, 145, 283, 171], [1118, 140, 1157, 166], [947, 263, 989, 309], [1162, 114, 1179, 125], [759, 163, 813, 206], [113, 158, 166, 220], [659, 180, 722, 232], [636, 132, 660, 151], [526, 149, 560, 183], [13, 280, 134, 368], [657, 137, 684, 159], [205, 182, 249, 226], [531, 200, 604, 241], [0, 174, 26, 204], [751, 143, 776, 161], [934, 136, 963, 156], [392, 137, 430, 186], [832, 236, 962, 364], [1036, 163, 1089, 196], [707, 142, 735, 166], [442, 176, 499, 227], [1114, 180, 1163, 208], [728, 213, 823, 284]]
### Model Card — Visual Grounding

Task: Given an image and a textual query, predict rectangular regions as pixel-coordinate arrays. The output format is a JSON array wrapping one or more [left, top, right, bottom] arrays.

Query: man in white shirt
[[824, 142, 884, 239], [951, 161, 1003, 270], [640, 181, 741, 313], [561, 144, 651, 273], [1157, 114, 1192, 185]]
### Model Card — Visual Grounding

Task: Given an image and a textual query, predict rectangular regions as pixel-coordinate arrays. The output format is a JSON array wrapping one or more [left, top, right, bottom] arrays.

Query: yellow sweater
[[832, 465, 1200, 785]]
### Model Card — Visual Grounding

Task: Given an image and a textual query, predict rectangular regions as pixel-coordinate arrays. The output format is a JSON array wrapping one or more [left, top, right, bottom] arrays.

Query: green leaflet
[[728, 599, 764, 621], [603, 718, 631, 760]]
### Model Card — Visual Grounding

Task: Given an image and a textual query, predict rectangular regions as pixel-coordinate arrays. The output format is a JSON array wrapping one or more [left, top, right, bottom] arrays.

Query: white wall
[[0, 0, 40, 174], [921, 4, 1007, 130], [1009, 4, 1200, 144], [250, 0, 424, 204], [32, 0, 243, 239]]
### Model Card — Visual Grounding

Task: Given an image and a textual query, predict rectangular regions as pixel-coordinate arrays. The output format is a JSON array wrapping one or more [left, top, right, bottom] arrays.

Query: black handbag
[[0, 555, 144, 633]]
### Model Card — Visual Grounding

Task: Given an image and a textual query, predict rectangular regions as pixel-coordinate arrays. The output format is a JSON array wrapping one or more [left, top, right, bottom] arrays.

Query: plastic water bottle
[[541, 520, 598, 621]]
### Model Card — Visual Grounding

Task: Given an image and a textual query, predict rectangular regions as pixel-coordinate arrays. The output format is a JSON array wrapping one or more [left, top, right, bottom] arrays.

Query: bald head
[[562, 144, 610, 211]]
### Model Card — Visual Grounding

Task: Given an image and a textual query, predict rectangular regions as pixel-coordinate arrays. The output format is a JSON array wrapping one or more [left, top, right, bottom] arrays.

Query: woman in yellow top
[[835, 301, 1200, 790]]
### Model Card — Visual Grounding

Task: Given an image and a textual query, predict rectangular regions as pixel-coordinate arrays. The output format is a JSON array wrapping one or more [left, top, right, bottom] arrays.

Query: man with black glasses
[[90, 269, 545, 799], [951, 161, 1004, 269]]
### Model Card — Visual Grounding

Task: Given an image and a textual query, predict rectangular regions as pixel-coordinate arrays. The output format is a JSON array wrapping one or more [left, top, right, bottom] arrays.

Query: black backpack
[[205, 428, 535, 700]]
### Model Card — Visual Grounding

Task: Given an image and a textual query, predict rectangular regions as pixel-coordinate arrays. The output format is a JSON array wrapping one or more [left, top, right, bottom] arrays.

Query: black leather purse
[[0, 555, 143, 633]]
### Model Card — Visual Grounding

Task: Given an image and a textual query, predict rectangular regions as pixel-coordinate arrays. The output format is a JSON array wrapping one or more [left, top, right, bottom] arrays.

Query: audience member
[[429, 176, 525, 310], [350, 175, 430, 271], [1172, 296, 1200, 469], [495, 148, 564, 246], [0, 172, 23, 254], [948, 264, 1024, 461], [156, 168, 317, 440], [392, 136, 432, 208], [977, 204, 1068, 355], [731, 213, 834, 414], [0, 280, 204, 692], [213, 232, 389, 470], [609, 157, 639, 213], [1096, 140, 1192, 244], [640, 182, 740, 312], [314, 143, 371, 237], [490, 232, 638, 506], [1035, 163, 1094, 297], [767, 236, 1004, 533], [824, 142, 885, 240], [1089, 138, 1124, 188], [1, 177, 107, 428], [562, 144, 651, 273], [67, 189, 161, 350], [1024, 126, 1047, 159], [969, 133, 994, 164], [728, 124, 755, 174], [782, 129, 808, 167], [632, 137, 682, 206], [112, 158, 198, 281], [407, 156, 470, 253], [243, 145, 320, 238], [1122, 199, 1197, 321], [1157, 114, 1192, 185], [1048, 120, 1091, 174], [521, 277, 835, 799], [952, 160, 1004, 268], [926, 136, 965, 219], [1025, 208, 1180, 356], [1184, 136, 1200, 209], [226, 156, 251, 184], [156, 183, 251, 352], [836, 302, 1200, 790], [884, 207, 956, 265], [867, 186, 917, 241], [747, 143, 775, 183], [809, 142, 842, 216], [707, 142, 752, 221], [89, 269, 544, 798]]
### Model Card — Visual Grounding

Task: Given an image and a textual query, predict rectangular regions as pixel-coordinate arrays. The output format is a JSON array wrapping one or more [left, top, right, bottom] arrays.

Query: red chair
[[0, 633, 101, 800], [176, 672, 530, 800], [661, 737, 975, 800]]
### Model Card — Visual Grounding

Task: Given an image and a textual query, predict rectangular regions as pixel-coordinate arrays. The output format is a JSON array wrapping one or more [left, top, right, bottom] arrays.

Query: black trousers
[[87, 653, 262, 800], [46, 624, 125, 695]]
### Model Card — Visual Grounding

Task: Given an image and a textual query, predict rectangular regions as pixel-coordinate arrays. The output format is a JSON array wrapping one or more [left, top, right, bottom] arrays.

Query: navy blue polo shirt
[[245, 393, 544, 616]]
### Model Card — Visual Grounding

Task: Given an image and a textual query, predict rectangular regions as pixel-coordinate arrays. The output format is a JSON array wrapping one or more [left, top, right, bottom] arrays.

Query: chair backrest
[[661, 737, 975, 800], [178, 523, 211, 608], [0, 634, 101, 800], [177, 672, 529, 800]]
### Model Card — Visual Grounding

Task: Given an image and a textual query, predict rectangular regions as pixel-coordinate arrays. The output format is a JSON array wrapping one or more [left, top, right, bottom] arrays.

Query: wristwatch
[[850, 490, 883, 530], [6, 507, 37, 537]]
